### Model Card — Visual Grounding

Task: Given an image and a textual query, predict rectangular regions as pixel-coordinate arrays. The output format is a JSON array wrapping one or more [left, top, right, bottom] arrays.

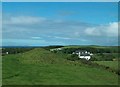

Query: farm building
[[73, 50, 93, 60], [50, 48, 63, 51]]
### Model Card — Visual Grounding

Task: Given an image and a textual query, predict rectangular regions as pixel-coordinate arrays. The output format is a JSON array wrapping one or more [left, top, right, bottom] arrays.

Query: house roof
[[75, 50, 87, 53], [80, 53, 90, 56], [74, 50, 91, 56]]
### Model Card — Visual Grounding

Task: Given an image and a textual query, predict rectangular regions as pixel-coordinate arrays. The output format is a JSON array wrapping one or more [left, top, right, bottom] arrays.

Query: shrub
[[67, 54, 79, 61]]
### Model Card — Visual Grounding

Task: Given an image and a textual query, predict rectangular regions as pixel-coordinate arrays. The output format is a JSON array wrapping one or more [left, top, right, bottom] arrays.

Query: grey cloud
[[2, 15, 118, 46], [84, 22, 118, 37]]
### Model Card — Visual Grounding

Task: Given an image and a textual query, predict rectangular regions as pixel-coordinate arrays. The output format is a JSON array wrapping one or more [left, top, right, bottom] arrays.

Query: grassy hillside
[[59, 45, 119, 61], [0, 56, 2, 86], [19, 48, 70, 64], [94, 61, 118, 71], [2, 48, 118, 85]]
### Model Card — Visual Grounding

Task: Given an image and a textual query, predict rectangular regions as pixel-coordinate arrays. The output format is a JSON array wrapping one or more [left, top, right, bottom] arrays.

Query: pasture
[[94, 61, 118, 71], [2, 48, 118, 85]]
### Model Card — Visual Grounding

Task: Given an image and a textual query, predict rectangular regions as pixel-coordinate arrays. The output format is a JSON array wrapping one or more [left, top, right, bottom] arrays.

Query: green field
[[0, 55, 2, 86], [94, 61, 118, 71], [2, 48, 118, 85]]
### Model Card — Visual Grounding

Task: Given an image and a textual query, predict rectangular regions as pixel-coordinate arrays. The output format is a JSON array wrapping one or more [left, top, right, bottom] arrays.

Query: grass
[[0, 55, 2, 86], [94, 61, 118, 71], [2, 48, 119, 85]]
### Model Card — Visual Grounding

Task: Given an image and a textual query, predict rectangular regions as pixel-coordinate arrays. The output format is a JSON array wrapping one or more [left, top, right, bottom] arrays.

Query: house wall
[[50, 48, 63, 51], [72, 51, 92, 60], [78, 55, 91, 60]]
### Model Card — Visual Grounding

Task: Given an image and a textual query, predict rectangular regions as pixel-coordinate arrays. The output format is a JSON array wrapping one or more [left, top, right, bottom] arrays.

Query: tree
[[67, 54, 79, 61]]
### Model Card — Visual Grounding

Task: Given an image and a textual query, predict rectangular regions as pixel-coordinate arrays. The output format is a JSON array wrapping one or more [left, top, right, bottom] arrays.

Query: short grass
[[0, 56, 2, 86], [2, 48, 118, 85], [94, 61, 118, 71]]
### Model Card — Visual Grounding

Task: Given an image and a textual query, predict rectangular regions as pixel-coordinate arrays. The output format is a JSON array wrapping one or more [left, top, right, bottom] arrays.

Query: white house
[[73, 50, 93, 60], [50, 48, 63, 51], [6, 52, 9, 54]]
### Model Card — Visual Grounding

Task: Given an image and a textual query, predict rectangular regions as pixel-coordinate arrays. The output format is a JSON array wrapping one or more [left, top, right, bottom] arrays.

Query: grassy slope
[[2, 48, 118, 85], [94, 61, 118, 71], [0, 56, 2, 86]]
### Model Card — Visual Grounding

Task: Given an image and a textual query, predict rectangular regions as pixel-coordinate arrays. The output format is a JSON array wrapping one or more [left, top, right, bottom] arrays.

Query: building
[[1, 51, 9, 56], [73, 50, 93, 60], [6, 52, 9, 54], [50, 48, 63, 51]]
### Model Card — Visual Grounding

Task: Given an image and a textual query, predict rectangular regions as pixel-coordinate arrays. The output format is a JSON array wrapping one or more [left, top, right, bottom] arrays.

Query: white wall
[[79, 55, 91, 60]]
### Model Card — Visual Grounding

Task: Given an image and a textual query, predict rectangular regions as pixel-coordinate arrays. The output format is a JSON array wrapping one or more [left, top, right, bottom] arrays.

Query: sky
[[2, 0, 120, 2], [2, 2, 118, 46], [0, 2, 1, 28]]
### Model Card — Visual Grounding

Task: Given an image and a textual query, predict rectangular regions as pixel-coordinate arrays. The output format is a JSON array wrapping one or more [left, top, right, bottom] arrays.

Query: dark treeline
[[60, 47, 118, 54], [2, 48, 34, 55], [2, 46, 119, 61], [2, 45, 64, 55], [50, 46, 119, 61], [43, 45, 64, 50]]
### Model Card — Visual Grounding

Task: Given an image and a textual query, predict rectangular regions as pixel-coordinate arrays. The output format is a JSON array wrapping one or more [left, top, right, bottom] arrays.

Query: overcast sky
[[2, 2, 118, 46]]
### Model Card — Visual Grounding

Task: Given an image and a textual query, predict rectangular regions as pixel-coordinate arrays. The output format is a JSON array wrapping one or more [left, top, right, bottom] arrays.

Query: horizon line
[[1, 0, 119, 2], [1, 45, 119, 48]]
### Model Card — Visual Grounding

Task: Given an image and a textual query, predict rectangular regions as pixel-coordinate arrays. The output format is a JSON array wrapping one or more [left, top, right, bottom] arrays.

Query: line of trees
[[60, 47, 118, 54], [2, 48, 33, 55]]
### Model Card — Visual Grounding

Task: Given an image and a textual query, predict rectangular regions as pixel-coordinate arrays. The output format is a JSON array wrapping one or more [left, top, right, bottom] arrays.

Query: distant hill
[[19, 48, 69, 64]]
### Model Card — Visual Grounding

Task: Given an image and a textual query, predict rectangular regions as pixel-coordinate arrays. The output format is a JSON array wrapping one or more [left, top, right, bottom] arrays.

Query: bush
[[67, 54, 79, 61], [90, 56, 98, 61], [80, 59, 92, 65]]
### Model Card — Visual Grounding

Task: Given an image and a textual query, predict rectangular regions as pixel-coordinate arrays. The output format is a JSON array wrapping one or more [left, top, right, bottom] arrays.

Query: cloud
[[3, 16, 46, 25], [0, 15, 2, 39], [54, 36, 72, 40], [105, 22, 118, 37], [84, 27, 101, 36], [84, 22, 118, 37], [2, 15, 118, 46], [2, 39, 46, 46], [31, 37, 42, 39], [3, 15, 91, 39], [2, 39, 65, 46]]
